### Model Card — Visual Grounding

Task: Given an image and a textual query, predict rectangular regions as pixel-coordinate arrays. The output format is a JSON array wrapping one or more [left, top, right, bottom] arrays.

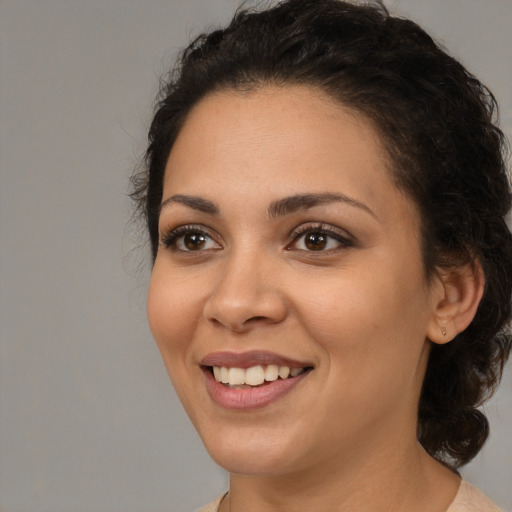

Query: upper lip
[[199, 350, 312, 369]]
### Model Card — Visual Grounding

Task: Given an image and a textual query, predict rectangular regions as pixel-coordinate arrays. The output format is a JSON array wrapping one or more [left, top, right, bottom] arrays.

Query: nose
[[203, 251, 288, 333]]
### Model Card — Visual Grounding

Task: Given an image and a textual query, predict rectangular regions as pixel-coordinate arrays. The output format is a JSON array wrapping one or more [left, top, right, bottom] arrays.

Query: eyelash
[[288, 223, 354, 252], [159, 223, 354, 253], [160, 224, 220, 251]]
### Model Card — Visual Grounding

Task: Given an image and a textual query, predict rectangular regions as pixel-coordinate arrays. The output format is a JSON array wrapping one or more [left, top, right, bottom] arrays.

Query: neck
[[220, 441, 460, 512]]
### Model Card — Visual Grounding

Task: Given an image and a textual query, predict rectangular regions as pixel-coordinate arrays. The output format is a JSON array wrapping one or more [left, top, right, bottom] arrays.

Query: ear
[[427, 261, 485, 344]]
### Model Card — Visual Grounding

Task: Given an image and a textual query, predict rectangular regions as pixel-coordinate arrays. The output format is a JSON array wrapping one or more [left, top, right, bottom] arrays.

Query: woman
[[131, 0, 512, 510]]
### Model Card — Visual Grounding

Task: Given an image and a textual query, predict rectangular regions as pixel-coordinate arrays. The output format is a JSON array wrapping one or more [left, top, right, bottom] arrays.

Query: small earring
[[441, 327, 447, 336]]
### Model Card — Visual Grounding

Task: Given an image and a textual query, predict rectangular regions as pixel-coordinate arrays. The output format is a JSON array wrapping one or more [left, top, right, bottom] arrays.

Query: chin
[[198, 423, 306, 476], [208, 448, 297, 476]]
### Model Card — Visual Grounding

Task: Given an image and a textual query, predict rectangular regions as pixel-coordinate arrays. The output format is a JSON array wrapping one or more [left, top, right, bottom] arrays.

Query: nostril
[[203, 286, 288, 332], [247, 316, 268, 323]]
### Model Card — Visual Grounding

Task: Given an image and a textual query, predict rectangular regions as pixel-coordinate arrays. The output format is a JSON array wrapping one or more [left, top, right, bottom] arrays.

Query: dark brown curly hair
[[131, 0, 512, 468]]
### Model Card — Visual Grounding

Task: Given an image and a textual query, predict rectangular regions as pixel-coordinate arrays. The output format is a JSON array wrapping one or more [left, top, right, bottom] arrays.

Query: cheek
[[146, 264, 203, 370], [295, 269, 400, 343], [295, 277, 429, 442], [295, 260, 430, 385], [146, 264, 213, 422], [302, 247, 429, 332]]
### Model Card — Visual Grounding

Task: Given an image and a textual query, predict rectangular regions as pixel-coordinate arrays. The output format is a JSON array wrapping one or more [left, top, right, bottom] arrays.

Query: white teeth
[[264, 364, 279, 382], [220, 366, 229, 384], [290, 367, 304, 377], [278, 366, 290, 379], [211, 364, 307, 386], [228, 367, 245, 386], [245, 365, 265, 386]]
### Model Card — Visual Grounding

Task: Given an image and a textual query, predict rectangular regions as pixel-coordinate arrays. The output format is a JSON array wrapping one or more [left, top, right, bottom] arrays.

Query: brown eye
[[305, 233, 327, 251], [290, 225, 353, 253], [162, 226, 220, 251], [183, 232, 207, 250]]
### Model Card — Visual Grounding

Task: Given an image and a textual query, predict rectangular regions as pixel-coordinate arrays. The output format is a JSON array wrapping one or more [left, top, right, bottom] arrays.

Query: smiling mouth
[[206, 364, 313, 388]]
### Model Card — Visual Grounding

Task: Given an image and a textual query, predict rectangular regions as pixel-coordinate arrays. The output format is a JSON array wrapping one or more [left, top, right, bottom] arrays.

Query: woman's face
[[147, 86, 442, 476]]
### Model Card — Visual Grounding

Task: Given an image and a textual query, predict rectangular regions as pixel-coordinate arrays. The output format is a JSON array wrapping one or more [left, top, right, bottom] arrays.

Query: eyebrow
[[268, 193, 376, 219], [160, 194, 220, 215], [159, 192, 375, 219]]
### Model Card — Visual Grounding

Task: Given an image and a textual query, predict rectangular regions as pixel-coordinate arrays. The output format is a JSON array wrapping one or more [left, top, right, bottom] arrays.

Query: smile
[[212, 365, 306, 387], [199, 351, 313, 410]]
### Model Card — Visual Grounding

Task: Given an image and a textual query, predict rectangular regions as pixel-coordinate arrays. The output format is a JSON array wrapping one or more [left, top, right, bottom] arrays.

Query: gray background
[[1, 1, 511, 511]]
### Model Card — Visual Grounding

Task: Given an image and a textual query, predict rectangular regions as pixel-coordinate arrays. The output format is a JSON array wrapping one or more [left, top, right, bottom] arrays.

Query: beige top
[[196, 481, 503, 512]]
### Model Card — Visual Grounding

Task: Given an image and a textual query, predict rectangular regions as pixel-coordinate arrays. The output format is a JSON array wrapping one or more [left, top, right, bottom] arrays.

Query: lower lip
[[202, 368, 310, 410]]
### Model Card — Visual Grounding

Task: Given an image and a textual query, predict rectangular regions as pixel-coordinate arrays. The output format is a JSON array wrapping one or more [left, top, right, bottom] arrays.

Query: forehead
[[162, 85, 411, 223]]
